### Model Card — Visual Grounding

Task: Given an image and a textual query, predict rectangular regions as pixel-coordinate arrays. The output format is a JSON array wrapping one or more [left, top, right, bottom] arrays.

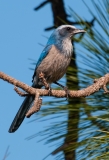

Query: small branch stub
[[26, 97, 42, 118], [15, 87, 42, 118], [14, 87, 29, 97]]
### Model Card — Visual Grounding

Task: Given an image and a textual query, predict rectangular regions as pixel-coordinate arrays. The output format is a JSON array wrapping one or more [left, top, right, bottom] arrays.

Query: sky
[[0, 1, 94, 160]]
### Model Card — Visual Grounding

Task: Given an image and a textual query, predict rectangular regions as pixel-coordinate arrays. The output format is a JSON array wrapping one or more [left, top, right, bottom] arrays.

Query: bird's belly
[[37, 50, 71, 83]]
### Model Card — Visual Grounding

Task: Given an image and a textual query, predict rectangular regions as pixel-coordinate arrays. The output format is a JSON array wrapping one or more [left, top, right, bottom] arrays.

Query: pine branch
[[0, 71, 109, 118]]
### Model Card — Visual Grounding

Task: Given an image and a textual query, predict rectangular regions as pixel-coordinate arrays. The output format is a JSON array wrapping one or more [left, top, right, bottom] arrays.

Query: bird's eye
[[67, 27, 71, 31]]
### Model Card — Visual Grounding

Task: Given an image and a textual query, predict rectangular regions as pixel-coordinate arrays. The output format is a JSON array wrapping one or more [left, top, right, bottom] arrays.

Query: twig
[[26, 92, 42, 118], [14, 86, 29, 97]]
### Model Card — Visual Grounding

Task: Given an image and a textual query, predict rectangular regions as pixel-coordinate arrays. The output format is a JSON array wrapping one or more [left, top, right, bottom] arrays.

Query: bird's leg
[[44, 82, 51, 96], [39, 72, 51, 95], [54, 81, 69, 98], [47, 85, 52, 96]]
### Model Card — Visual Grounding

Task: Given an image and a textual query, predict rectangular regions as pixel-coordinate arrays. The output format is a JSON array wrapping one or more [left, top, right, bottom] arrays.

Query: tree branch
[[0, 71, 109, 117], [34, 0, 50, 11]]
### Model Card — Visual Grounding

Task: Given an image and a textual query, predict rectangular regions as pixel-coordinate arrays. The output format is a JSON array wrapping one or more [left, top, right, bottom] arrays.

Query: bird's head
[[47, 25, 86, 46], [56, 25, 86, 39]]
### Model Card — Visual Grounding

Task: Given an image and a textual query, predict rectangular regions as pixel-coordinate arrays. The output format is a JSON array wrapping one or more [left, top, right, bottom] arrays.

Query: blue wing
[[32, 44, 52, 81]]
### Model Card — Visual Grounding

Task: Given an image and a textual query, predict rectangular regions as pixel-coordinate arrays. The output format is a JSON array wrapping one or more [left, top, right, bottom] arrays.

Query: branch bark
[[1, 71, 109, 98], [0, 71, 109, 117]]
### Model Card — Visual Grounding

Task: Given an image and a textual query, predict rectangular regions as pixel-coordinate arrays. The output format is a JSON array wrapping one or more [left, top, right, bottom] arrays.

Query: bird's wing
[[32, 45, 52, 81]]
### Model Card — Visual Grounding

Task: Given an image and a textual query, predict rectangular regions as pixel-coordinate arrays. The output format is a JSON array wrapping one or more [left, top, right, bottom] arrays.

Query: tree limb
[[0, 71, 109, 117]]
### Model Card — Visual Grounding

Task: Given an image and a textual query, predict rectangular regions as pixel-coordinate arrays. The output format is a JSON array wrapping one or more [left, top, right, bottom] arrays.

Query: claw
[[63, 86, 70, 99], [48, 86, 52, 96], [54, 81, 69, 99], [46, 85, 52, 96]]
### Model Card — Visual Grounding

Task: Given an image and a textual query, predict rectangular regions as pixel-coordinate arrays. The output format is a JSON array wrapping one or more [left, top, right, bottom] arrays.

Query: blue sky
[[0, 1, 94, 160]]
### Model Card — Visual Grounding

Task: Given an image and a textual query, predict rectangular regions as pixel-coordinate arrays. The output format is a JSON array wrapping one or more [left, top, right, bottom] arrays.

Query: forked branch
[[0, 71, 109, 117]]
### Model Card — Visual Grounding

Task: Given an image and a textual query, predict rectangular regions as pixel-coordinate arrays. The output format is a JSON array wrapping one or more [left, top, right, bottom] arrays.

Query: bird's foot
[[46, 85, 52, 96], [54, 82, 69, 99], [63, 86, 70, 99]]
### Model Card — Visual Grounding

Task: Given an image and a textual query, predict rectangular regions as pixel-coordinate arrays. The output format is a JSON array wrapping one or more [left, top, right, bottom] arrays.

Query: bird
[[8, 25, 85, 133]]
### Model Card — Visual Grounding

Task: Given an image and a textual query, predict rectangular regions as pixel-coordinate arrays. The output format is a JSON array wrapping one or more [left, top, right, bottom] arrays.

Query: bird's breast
[[37, 45, 72, 83]]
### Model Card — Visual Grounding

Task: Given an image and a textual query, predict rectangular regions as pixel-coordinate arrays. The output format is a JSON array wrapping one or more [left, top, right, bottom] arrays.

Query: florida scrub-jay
[[9, 25, 85, 133]]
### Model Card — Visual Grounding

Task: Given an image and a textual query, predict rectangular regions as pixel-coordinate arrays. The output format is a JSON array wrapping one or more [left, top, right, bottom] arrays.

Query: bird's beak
[[73, 29, 86, 35]]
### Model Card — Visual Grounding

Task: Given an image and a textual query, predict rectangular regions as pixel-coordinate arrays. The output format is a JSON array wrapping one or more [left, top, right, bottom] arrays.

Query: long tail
[[8, 82, 41, 133], [8, 95, 34, 133]]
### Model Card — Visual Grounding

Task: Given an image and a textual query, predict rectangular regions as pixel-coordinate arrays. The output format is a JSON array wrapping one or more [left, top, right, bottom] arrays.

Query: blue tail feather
[[8, 83, 41, 133]]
